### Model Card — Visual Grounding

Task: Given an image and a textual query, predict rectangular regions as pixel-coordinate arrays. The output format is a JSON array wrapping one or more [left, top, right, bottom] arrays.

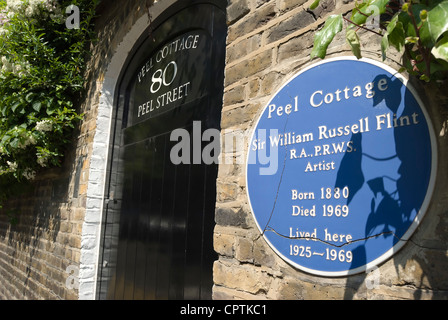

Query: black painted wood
[[98, 1, 226, 300]]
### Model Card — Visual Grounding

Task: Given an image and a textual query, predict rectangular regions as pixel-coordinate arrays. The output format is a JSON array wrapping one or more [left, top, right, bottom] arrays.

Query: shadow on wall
[[340, 75, 448, 299], [0, 171, 72, 298]]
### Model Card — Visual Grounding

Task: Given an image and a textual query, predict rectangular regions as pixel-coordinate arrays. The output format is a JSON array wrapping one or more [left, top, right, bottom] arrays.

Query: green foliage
[[0, 0, 97, 204], [311, 14, 343, 59], [310, 0, 448, 82]]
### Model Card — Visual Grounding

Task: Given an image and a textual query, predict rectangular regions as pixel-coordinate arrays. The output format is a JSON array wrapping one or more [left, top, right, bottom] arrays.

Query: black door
[[97, 1, 226, 300]]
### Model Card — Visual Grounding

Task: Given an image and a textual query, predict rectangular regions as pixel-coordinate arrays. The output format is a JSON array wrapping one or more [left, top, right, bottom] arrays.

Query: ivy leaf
[[398, 4, 432, 46], [432, 32, 448, 63], [11, 101, 21, 114], [405, 36, 419, 44], [381, 34, 389, 60], [32, 101, 42, 112], [351, 0, 389, 26], [346, 28, 362, 59], [25, 92, 34, 103], [309, 0, 321, 10], [311, 14, 343, 59], [386, 15, 405, 52], [10, 138, 19, 149], [427, 1, 448, 43]]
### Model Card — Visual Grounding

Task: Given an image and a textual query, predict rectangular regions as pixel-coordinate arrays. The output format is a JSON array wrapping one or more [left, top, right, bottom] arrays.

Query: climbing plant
[[310, 0, 448, 82], [0, 0, 97, 206]]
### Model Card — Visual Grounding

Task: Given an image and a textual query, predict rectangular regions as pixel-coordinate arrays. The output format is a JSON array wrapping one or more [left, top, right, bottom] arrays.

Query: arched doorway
[[96, 0, 226, 300]]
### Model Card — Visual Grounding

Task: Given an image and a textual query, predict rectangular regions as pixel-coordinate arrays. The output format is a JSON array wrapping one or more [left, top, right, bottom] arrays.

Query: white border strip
[[245, 56, 438, 277], [78, 0, 174, 298], [78, 13, 150, 300]]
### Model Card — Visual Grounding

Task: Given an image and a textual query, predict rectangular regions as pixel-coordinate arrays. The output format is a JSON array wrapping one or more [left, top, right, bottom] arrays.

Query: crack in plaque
[[261, 109, 291, 237], [264, 226, 397, 248], [263, 226, 434, 250]]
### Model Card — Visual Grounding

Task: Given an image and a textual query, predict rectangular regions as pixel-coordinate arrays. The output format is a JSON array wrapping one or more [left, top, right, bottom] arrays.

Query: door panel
[[106, 126, 219, 299], [98, 0, 226, 299], [98, 1, 226, 300]]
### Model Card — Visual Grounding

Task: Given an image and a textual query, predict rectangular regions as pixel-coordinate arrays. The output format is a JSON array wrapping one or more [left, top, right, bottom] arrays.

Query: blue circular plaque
[[246, 57, 436, 276]]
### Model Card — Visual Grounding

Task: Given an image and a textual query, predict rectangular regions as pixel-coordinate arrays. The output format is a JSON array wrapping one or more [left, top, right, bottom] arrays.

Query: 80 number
[[150, 61, 178, 93]]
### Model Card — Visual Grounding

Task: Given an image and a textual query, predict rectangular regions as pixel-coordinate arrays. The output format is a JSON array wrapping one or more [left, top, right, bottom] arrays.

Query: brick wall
[[0, 175, 81, 299], [213, 0, 448, 299], [0, 0, 149, 300]]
